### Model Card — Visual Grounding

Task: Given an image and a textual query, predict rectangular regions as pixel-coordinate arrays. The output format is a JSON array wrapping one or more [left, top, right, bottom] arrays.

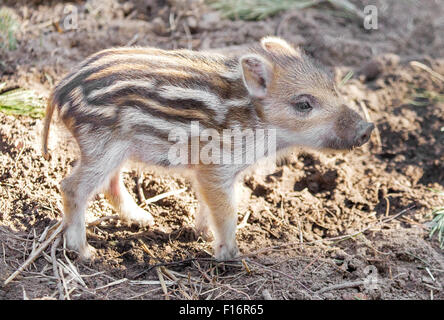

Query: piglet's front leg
[[195, 169, 239, 261]]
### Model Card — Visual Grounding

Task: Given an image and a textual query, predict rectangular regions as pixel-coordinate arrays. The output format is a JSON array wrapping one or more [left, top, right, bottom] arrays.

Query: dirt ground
[[0, 0, 443, 300]]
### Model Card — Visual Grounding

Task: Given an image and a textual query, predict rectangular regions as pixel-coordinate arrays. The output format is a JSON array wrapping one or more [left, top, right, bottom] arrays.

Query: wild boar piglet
[[42, 36, 374, 261]]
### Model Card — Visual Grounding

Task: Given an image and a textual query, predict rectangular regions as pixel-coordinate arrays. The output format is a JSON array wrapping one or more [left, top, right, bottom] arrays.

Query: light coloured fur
[[42, 37, 374, 261]]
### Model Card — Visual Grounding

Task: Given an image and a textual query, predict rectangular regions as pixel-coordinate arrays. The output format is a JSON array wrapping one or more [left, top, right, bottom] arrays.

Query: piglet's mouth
[[321, 138, 363, 152], [322, 122, 374, 151]]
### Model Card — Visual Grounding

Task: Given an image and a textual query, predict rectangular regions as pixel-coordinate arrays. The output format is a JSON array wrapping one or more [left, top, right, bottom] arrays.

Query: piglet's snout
[[354, 121, 375, 147]]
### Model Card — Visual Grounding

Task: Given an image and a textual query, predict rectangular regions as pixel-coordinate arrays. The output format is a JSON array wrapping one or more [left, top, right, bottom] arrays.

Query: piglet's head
[[239, 36, 374, 151]]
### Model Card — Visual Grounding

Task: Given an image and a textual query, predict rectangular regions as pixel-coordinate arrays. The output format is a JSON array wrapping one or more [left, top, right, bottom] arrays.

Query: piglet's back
[[50, 47, 251, 138]]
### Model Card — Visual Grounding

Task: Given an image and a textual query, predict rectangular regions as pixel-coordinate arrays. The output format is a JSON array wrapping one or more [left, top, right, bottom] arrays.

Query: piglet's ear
[[260, 36, 300, 57], [239, 54, 273, 99]]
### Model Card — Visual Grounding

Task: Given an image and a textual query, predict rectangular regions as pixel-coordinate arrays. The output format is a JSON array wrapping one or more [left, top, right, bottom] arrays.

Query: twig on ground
[[239, 205, 416, 259], [136, 171, 145, 203], [138, 239, 156, 257], [87, 215, 117, 228], [238, 211, 251, 229], [62, 237, 87, 288], [161, 266, 193, 300], [157, 267, 169, 300], [51, 235, 64, 300], [317, 280, 366, 294], [129, 279, 174, 286], [385, 197, 390, 217], [242, 259, 251, 275], [141, 187, 187, 207], [296, 250, 324, 279], [95, 278, 128, 291], [3, 220, 65, 286], [59, 265, 69, 300]]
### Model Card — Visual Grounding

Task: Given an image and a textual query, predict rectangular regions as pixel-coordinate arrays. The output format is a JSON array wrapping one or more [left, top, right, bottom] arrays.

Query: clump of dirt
[[0, 0, 443, 300]]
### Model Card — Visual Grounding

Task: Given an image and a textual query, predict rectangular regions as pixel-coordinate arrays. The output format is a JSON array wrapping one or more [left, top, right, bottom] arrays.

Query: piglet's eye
[[293, 101, 312, 112]]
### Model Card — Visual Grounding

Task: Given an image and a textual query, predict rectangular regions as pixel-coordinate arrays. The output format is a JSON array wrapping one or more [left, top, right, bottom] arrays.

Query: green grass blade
[[429, 207, 444, 249], [0, 84, 45, 118], [338, 70, 354, 87]]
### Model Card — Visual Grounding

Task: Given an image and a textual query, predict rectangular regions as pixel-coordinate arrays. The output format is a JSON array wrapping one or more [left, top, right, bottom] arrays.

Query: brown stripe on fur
[[85, 47, 238, 79], [60, 87, 119, 135], [53, 62, 114, 109], [117, 95, 211, 122], [86, 48, 225, 71], [131, 123, 171, 141], [47, 46, 251, 154], [221, 104, 258, 130], [83, 68, 200, 100], [85, 77, 219, 120], [85, 63, 151, 81], [114, 94, 217, 129]]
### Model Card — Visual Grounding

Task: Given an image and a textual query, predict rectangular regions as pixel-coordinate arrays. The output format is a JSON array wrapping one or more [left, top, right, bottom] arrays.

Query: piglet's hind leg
[[61, 142, 129, 260], [105, 172, 155, 227], [61, 162, 109, 260]]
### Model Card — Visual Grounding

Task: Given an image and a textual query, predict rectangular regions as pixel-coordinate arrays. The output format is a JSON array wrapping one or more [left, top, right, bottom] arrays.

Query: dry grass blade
[[87, 215, 117, 228], [95, 278, 128, 291], [238, 211, 251, 229], [51, 236, 64, 300], [129, 280, 174, 285], [409, 88, 444, 107], [156, 267, 169, 300], [338, 70, 354, 87], [3, 220, 65, 286], [136, 171, 145, 203], [410, 61, 444, 83], [142, 188, 187, 207], [138, 239, 160, 261], [62, 237, 87, 288], [160, 266, 193, 300], [242, 259, 252, 275]]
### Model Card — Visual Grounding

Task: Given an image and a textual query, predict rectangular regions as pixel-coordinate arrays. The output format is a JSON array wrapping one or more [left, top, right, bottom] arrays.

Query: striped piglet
[[42, 37, 374, 261]]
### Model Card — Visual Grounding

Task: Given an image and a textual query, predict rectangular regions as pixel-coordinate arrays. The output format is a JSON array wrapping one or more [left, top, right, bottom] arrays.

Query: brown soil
[[0, 0, 443, 300]]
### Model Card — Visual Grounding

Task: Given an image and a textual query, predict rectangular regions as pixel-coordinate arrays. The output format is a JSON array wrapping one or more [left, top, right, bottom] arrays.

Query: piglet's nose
[[355, 122, 375, 146]]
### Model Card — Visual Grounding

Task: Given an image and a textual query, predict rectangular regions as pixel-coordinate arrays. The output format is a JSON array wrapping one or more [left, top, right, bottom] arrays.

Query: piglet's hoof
[[214, 242, 240, 262]]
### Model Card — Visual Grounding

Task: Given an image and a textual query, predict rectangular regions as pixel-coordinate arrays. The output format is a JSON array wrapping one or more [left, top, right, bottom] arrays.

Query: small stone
[[152, 17, 167, 35], [359, 59, 384, 81]]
